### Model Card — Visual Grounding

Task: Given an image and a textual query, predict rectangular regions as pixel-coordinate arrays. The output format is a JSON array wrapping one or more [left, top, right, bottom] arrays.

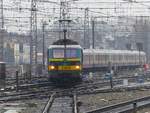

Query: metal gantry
[[30, 0, 38, 77], [59, 0, 71, 36], [59, 0, 77, 39]]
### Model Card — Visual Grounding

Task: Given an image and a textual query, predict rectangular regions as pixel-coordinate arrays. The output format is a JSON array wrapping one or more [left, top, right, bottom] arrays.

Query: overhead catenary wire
[[1, 0, 150, 34]]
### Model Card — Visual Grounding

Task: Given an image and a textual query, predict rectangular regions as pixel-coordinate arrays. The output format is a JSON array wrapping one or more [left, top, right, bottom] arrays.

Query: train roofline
[[48, 45, 82, 49], [83, 49, 145, 55]]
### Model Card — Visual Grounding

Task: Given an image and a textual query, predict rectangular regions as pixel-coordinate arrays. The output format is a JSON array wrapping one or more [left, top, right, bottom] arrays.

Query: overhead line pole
[[1, 0, 3, 30], [42, 21, 47, 70], [92, 19, 95, 49], [0, 0, 4, 61], [30, 0, 33, 80], [84, 8, 89, 49], [59, 1, 62, 39], [34, 0, 38, 76], [30, 0, 38, 79]]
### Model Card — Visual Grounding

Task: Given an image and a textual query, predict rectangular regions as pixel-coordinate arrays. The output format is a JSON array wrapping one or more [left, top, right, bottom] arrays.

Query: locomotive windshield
[[52, 48, 81, 58]]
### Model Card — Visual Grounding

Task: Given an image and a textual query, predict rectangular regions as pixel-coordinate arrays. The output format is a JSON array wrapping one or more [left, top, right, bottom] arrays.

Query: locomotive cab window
[[49, 48, 82, 59]]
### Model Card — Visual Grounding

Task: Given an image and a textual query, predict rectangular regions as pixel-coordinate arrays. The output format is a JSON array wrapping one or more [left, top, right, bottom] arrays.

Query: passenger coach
[[83, 49, 146, 70]]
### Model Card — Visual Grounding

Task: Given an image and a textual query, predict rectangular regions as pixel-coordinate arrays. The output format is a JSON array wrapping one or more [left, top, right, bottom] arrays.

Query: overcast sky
[[2, 0, 150, 33]]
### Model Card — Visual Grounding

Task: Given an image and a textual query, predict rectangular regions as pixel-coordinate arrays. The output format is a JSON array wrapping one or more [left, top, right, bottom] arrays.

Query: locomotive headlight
[[49, 65, 55, 70], [75, 65, 80, 69]]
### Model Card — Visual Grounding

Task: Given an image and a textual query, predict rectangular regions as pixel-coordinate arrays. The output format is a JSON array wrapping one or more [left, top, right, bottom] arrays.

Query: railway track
[[1, 70, 150, 103], [2, 69, 149, 94], [2, 78, 150, 102], [1, 81, 52, 92], [85, 95, 150, 113], [2, 77, 142, 93], [42, 92, 78, 113], [42, 93, 56, 113], [2, 81, 150, 113], [2, 77, 150, 113], [0, 89, 51, 102], [0, 75, 126, 96]]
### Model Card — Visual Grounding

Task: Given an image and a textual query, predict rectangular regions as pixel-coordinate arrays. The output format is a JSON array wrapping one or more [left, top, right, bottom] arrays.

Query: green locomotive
[[47, 39, 83, 81]]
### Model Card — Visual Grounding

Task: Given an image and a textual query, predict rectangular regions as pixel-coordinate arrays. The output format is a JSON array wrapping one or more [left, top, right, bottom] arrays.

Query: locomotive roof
[[48, 45, 82, 49], [52, 39, 79, 45], [83, 49, 145, 55]]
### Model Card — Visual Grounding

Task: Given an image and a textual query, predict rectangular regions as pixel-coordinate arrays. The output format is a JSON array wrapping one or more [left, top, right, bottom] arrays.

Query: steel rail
[[85, 95, 150, 113], [0, 88, 55, 102], [42, 92, 56, 113], [2, 76, 150, 102], [1, 81, 52, 92], [1, 79, 150, 102], [73, 93, 78, 113], [0, 92, 47, 102]]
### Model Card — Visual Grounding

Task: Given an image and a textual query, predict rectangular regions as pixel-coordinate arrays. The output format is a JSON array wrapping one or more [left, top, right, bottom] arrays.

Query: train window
[[96, 55, 99, 64], [121, 54, 123, 64], [53, 49, 64, 58], [103, 55, 105, 64], [114, 54, 117, 63], [89, 54, 91, 64], [66, 49, 77, 58], [105, 54, 109, 64], [125, 55, 127, 64], [112, 54, 115, 63], [119, 55, 122, 61], [130, 55, 132, 63], [103, 54, 105, 64], [100, 54, 104, 64], [91, 54, 94, 65], [84, 55, 89, 64], [52, 48, 81, 58], [110, 54, 113, 62], [97, 54, 100, 64], [115, 54, 118, 64]]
